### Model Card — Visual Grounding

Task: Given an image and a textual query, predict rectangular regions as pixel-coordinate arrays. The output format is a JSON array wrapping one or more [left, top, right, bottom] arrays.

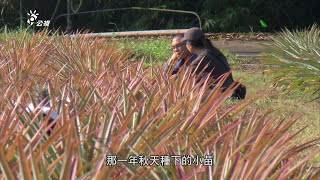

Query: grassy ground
[[231, 70, 320, 163], [122, 38, 320, 163], [119, 38, 172, 67], [119, 38, 251, 68]]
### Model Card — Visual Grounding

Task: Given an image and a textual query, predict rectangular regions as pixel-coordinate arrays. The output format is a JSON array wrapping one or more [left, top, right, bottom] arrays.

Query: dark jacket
[[164, 54, 198, 75], [191, 50, 234, 88]]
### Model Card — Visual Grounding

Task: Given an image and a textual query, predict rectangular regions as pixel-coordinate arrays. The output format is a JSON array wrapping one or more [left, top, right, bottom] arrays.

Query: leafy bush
[[262, 24, 320, 100], [0, 30, 319, 179]]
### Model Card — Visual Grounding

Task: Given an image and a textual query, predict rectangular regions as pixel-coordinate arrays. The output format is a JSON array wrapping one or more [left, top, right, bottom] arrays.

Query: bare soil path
[[211, 39, 273, 58]]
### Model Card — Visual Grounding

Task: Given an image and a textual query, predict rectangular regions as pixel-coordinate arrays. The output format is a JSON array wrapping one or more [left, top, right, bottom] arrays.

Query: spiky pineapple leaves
[[0, 29, 319, 179], [262, 24, 320, 100]]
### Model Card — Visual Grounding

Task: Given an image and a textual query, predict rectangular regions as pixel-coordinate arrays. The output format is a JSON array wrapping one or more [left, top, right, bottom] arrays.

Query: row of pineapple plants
[[0, 29, 319, 179]]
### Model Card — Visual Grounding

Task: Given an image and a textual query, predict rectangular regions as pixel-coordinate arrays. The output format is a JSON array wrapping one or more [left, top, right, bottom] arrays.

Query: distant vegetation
[[1, 0, 319, 32]]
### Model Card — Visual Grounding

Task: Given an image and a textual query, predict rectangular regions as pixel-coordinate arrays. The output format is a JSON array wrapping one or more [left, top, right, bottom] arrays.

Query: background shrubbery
[[1, 0, 320, 32]]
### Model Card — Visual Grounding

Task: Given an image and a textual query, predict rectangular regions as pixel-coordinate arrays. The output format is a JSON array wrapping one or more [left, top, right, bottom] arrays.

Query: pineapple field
[[0, 26, 319, 179]]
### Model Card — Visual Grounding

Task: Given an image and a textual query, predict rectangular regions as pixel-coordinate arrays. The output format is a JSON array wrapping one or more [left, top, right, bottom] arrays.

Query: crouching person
[[181, 27, 246, 100], [164, 34, 197, 76]]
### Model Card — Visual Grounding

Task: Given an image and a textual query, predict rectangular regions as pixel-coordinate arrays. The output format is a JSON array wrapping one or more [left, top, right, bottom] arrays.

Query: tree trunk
[[66, 0, 72, 32], [50, 0, 61, 27], [19, 0, 23, 28]]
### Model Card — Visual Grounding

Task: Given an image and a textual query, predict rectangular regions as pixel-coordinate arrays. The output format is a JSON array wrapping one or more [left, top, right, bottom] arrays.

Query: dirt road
[[211, 40, 273, 58]]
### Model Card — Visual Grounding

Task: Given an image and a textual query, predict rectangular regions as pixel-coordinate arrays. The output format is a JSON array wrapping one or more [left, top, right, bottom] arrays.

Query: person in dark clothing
[[181, 28, 246, 99], [164, 34, 197, 75], [181, 27, 234, 88]]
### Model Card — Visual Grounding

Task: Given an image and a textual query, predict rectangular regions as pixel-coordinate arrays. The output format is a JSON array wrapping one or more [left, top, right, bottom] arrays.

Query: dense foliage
[[1, 0, 320, 32]]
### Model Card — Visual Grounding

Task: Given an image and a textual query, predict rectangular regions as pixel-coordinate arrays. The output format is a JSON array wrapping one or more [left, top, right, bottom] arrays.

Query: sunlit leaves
[[263, 24, 320, 99]]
